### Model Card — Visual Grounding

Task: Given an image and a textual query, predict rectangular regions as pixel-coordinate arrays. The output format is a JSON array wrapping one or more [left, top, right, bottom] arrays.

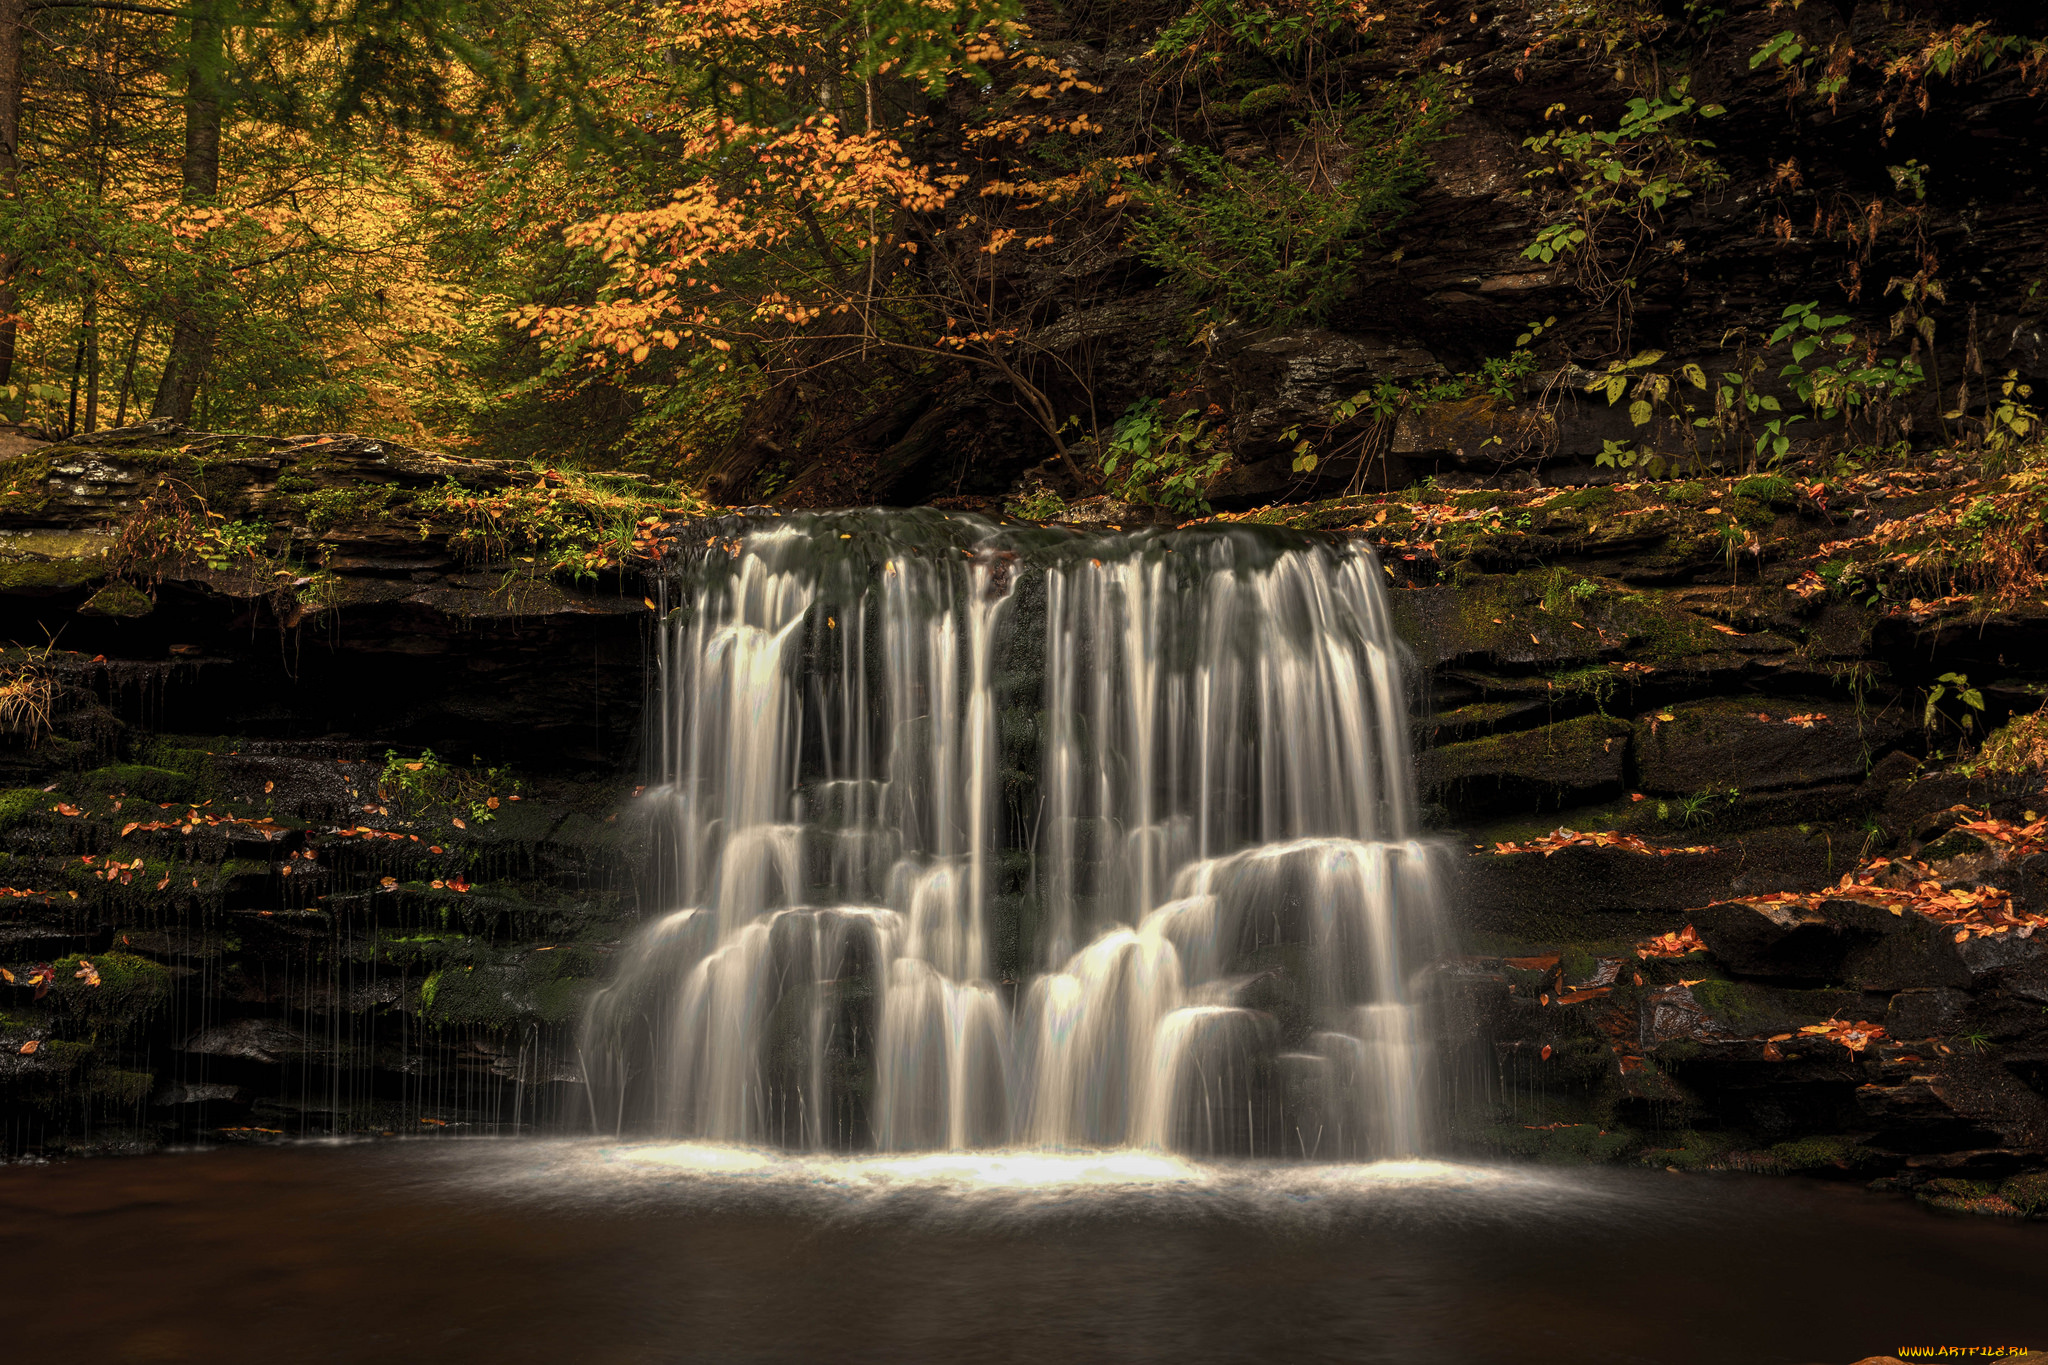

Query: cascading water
[[582, 509, 1453, 1158]]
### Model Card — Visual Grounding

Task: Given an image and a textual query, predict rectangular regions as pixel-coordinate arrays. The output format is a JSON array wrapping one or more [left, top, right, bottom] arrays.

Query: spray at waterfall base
[[584, 510, 1463, 1158]]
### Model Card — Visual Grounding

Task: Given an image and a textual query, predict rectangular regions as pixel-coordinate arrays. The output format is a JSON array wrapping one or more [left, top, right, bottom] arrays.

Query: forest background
[[1, 0, 2043, 511]]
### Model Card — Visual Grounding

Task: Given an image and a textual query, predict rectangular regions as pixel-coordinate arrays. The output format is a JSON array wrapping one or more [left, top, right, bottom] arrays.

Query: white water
[[583, 512, 1450, 1158]]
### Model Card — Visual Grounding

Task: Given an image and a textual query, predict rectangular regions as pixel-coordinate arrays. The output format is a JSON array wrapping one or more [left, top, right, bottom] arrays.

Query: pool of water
[[1, 1140, 2042, 1363]]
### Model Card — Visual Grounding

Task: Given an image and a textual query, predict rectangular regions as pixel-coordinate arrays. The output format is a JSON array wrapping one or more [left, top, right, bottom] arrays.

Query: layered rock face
[[0, 427, 2045, 1210], [1387, 470, 2048, 1197], [0, 427, 649, 1152]]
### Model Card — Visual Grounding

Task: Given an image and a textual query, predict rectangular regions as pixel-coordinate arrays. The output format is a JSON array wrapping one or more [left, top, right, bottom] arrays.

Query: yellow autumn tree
[[510, 0, 1147, 492]]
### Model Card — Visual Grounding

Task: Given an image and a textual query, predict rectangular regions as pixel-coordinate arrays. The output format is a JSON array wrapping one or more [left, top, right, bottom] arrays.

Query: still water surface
[[1, 1140, 2042, 1363]]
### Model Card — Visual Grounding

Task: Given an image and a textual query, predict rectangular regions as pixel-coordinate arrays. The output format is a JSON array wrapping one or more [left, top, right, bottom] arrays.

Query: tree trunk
[[150, 2, 221, 423], [0, 0, 24, 389], [113, 313, 141, 426], [81, 286, 97, 432]]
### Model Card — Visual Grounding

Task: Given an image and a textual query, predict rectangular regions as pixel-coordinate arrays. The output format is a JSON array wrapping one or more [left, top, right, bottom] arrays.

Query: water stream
[[583, 510, 1452, 1156]]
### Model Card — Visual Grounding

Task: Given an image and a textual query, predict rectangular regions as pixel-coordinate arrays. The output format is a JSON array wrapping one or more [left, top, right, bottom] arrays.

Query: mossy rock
[[1767, 1135, 1881, 1171], [0, 787, 47, 831], [1732, 475, 1797, 508], [51, 952, 174, 1026], [1419, 713, 1632, 817], [0, 556, 103, 593], [82, 764, 198, 802], [1998, 1172, 2048, 1215], [78, 581, 153, 618], [1536, 486, 1618, 516]]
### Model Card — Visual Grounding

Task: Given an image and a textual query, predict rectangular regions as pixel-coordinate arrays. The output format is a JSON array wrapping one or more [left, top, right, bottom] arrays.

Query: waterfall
[[582, 510, 1451, 1158]]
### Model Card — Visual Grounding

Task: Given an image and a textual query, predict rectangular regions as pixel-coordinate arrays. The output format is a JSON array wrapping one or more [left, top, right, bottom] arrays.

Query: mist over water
[[581, 510, 1454, 1157]]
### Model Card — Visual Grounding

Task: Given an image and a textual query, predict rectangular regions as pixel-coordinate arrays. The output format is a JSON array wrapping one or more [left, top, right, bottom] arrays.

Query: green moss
[[1998, 1172, 2048, 1215], [0, 787, 47, 831], [1732, 474, 1797, 507], [0, 446, 56, 511], [1546, 664, 1618, 711], [1670, 480, 1709, 504], [1768, 1135, 1880, 1171], [52, 951, 173, 1026], [83, 764, 197, 802], [1234, 82, 1294, 118], [1482, 1119, 1641, 1164], [93, 1068, 156, 1106], [78, 581, 153, 618], [293, 482, 398, 532], [1651, 1129, 1739, 1170], [0, 557, 103, 591], [1538, 487, 1618, 515], [1919, 831, 1988, 862], [1687, 978, 1775, 1032]]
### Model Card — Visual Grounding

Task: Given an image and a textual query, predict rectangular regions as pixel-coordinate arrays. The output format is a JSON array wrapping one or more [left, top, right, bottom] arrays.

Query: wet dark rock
[[1419, 713, 1631, 817], [1885, 988, 1970, 1041], [1633, 699, 1901, 795], [179, 1018, 325, 1065]]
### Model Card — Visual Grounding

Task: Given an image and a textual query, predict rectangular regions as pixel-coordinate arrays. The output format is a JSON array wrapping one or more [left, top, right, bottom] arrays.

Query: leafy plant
[[1520, 84, 1725, 305], [1005, 481, 1070, 522], [1924, 672, 1985, 736], [1131, 81, 1455, 324], [378, 748, 519, 821], [1098, 400, 1230, 516]]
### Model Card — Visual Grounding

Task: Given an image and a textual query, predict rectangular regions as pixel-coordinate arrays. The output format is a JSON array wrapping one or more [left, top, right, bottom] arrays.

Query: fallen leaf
[[264, 781, 274, 793], [121, 822, 139, 837], [1540, 1044, 1553, 1060], [1637, 925, 1708, 958], [74, 959, 101, 988], [380, 876, 398, 889], [18, 1040, 37, 1055], [451, 817, 466, 829]]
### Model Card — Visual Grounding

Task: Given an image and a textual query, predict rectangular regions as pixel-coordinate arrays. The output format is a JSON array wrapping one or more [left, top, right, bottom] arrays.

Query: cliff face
[[0, 426, 653, 1152], [0, 425, 2044, 1209]]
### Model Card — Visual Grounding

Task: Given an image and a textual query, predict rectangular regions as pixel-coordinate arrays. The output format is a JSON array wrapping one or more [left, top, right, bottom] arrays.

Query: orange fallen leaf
[[1638, 925, 1707, 958], [19, 1040, 37, 1055], [74, 959, 101, 988], [120, 822, 139, 837], [1540, 1044, 1552, 1060], [264, 781, 274, 793]]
